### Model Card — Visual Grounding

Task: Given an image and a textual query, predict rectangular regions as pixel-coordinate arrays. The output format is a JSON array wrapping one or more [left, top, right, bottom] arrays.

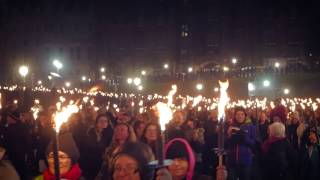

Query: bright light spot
[[101, 75, 106, 80], [37, 80, 42, 85], [223, 66, 229, 72], [82, 76, 87, 81], [127, 78, 133, 84], [34, 99, 40, 104], [232, 58, 237, 64], [138, 85, 143, 91], [133, 77, 141, 86], [214, 87, 219, 92], [13, 99, 18, 104], [248, 82, 256, 92], [19, 65, 29, 77], [48, 75, 52, 80], [274, 62, 280, 68], [284, 88, 290, 95], [65, 82, 71, 88], [141, 70, 146, 75], [100, 67, 105, 73], [188, 67, 193, 73], [53, 59, 63, 69], [164, 64, 169, 69], [263, 80, 270, 87], [196, 83, 203, 91]]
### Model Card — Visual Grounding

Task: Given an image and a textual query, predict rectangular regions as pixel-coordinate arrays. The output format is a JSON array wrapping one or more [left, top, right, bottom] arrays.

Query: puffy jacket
[[226, 123, 256, 166]]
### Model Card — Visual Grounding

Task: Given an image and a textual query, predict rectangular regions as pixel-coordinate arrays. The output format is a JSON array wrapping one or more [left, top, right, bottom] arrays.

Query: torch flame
[[192, 95, 203, 107], [31, 107, 40, 120], [88, 86, 100, 93], [155, 102, 173, 131], [53, 104, 79, 133], [218, 80, 229, 120], [167, 85, 177, 107]]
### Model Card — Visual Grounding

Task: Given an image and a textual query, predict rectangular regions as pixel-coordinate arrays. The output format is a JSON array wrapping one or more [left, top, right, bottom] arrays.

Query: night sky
[[0, 0, 319, 82]]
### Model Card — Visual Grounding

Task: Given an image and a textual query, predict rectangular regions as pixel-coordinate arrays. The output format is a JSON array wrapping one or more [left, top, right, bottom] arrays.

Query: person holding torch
[[226, 106, 256, 180]]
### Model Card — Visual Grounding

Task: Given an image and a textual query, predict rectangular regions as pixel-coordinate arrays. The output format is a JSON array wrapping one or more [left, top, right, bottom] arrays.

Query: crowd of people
[[0, 95, 320, 180]]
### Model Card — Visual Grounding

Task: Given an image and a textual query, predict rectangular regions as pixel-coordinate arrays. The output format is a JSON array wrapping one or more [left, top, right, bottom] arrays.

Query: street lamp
[[48, 75, 52, 80], [196, 83, 203, 91], [65, 81, 71, 88], [141, 70, 146, 76], [232, 58, 237, 64], [248, 82, 256, 92], [53, 59, 63, 73], [82, 76, 87, 81], [100, 67, 105, 73], [164, 64, 169, 69], [263, 80, 270, 87], [274, 62, 280, 68], [127, 78, 133, 84], [133, 77, 141, 86], [138, 85, 143, 91], [101, 75, 106, 80], [37, 80, 42, 85], [223, 66, 229, 72], [283, 88, 290, 95], [188, 67, 193, 73], [19, 65, 29, 78]]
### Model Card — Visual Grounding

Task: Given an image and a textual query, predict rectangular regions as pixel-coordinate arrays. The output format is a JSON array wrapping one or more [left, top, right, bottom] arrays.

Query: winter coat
[[287, 123, 299, 151], [259, 122, 269, 142], [299, 144, 320, 180], [166, 125, 185, 140], [261, 137, 298, 180], [202, 119, 218, 176], [0, 160, 20, 180], [3, 122, 31, 179], [226, 123, 256, 166], [79, 127, 113, 180]]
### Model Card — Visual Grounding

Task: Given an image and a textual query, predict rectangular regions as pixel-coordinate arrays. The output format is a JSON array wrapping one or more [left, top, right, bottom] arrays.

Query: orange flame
[[155, 102, 173, 131], [53, 104, 79, 133], [167, 85, 177, 107], [218, 80, 229, 120]]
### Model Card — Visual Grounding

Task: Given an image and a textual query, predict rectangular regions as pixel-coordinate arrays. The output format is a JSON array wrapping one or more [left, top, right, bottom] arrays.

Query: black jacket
[[299, 144, 320, 180], [261, 138, 298, 180], [79, 126, 113, 180]]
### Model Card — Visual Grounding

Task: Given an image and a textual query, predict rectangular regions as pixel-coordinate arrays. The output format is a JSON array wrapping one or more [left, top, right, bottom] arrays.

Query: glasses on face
[[114, 164, 139, 174], [48, 154, 71, 160]]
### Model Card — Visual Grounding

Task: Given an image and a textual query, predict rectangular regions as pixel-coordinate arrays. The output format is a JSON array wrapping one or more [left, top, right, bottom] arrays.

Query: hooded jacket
[[164, 138, 195, 180]]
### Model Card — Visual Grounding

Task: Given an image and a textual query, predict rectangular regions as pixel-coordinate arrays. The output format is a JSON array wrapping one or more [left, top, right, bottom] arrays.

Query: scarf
[[43, 164, 82, 180], [261, 137, 286, 154]]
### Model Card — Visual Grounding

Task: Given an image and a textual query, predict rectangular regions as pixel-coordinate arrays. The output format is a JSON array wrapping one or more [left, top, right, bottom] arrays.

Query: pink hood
[[164, 138, 195, 180]]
